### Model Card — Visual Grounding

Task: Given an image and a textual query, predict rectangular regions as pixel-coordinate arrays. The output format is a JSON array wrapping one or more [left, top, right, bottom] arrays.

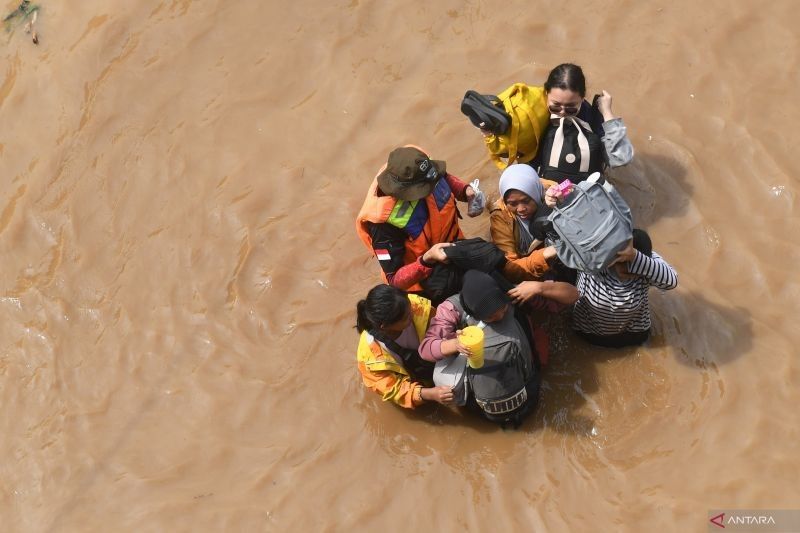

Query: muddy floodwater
[[1, 1, 798, 531]]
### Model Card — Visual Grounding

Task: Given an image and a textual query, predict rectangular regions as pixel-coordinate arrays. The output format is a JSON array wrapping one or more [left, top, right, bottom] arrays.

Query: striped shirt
[[573, 251, 677, 335]]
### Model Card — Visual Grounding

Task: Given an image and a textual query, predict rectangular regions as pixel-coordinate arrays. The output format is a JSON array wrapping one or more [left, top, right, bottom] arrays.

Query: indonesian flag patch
[[374, 248, 391, 261]]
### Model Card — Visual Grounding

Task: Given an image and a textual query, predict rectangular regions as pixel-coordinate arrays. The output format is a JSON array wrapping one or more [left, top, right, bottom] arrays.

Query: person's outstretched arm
[[444, 173, 474, 203], [368, 223, 451, 290], [508, 280, 580, 308], [358, 364, 453, 408]]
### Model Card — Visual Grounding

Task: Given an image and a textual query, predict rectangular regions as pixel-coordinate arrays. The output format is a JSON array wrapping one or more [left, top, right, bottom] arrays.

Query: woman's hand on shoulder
[[422, 242, 453, 264], [508, 281, 543, 305]]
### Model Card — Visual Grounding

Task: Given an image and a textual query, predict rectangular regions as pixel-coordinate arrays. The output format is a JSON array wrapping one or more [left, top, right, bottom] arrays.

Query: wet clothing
[[356, 294, 433, 408], [575, 328, 650, 348], [356, 173, 470, 293], [422, 293, 544, 427], [489, 191, 557, 283], [572, 251, 677, 344], [419, 291, 561, 362]]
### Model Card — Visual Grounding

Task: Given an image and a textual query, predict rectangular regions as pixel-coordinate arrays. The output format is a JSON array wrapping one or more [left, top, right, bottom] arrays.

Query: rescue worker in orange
[[355, 146, 478, 296]]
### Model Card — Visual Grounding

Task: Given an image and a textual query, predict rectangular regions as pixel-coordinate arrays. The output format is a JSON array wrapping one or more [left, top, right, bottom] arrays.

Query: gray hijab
[[499, 164, 545, 206], [498, 164, 544, 254]]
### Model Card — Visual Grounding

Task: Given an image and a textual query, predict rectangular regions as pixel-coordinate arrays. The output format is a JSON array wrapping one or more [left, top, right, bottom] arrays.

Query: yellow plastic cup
[[459, 326, 485, 369]]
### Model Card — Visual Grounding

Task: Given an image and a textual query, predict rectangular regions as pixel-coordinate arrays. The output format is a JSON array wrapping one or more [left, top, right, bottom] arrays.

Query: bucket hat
[[376, 147, 446, 201]]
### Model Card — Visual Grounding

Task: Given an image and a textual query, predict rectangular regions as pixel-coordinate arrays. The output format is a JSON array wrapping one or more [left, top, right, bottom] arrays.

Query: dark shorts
[[575, 328, 651, 348]]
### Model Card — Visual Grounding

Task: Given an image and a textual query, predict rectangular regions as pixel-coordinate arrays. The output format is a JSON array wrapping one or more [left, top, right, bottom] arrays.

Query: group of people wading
[[353, 63, 678, 429]]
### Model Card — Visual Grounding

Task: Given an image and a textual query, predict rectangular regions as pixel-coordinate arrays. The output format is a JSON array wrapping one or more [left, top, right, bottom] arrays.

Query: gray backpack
[[547, 172, 633, 272], [446, 296, 535, 423]]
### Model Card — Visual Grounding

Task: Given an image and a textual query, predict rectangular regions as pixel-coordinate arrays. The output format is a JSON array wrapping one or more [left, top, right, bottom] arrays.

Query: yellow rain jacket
[[356, 294, 432, 408], [484, 83, 550, 169]]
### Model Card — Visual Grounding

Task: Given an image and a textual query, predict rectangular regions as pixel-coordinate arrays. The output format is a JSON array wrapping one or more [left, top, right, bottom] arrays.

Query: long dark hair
[[544, 63, 586, 97], [632, 229, 653, 257], [355, 284, 410, 333]]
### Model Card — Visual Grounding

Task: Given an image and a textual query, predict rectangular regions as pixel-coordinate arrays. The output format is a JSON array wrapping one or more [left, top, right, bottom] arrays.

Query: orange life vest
[[356, 155, 463, 292]]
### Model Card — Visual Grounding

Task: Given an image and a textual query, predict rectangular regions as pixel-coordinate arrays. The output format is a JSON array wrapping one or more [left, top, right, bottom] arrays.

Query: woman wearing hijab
[[490, 164, 560, 283]]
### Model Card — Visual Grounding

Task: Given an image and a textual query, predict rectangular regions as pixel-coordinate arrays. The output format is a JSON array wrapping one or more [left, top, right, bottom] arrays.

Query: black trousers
[[576, 328, 650, 348]]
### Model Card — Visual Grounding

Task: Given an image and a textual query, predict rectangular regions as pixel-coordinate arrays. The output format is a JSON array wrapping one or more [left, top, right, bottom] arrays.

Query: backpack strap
[[501, 84, 549, 166], [548, 116, 592, 173], [550, 186, 590, 271], [497, 84, 530, 165], [368, 329, 434, 383], [588, 172, 634, 230], [515, 91, 548, 147], [503, 98, 522, 164]]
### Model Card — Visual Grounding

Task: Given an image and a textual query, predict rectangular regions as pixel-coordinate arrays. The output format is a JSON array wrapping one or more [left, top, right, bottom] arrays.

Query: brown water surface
[[1, 1, 798, 531]]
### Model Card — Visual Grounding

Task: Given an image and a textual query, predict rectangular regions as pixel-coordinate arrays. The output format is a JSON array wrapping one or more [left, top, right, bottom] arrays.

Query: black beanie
[[460, 270, 510, 322]]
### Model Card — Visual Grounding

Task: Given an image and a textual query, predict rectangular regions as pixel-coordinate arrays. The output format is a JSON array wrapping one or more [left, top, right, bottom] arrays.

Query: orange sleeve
[[502, 249, 552, 283], [357, 362, 422, 409], [491, 201, 552, 282], [489, 204, 519, 259]]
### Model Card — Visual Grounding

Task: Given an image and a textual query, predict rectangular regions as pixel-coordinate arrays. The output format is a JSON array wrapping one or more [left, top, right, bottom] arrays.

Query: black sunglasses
[[548, 103, 580, 115]]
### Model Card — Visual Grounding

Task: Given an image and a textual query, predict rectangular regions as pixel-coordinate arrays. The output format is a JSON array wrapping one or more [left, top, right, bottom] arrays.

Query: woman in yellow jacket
[[355, 285, 454, 408], [463, 64, 633, 174]]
